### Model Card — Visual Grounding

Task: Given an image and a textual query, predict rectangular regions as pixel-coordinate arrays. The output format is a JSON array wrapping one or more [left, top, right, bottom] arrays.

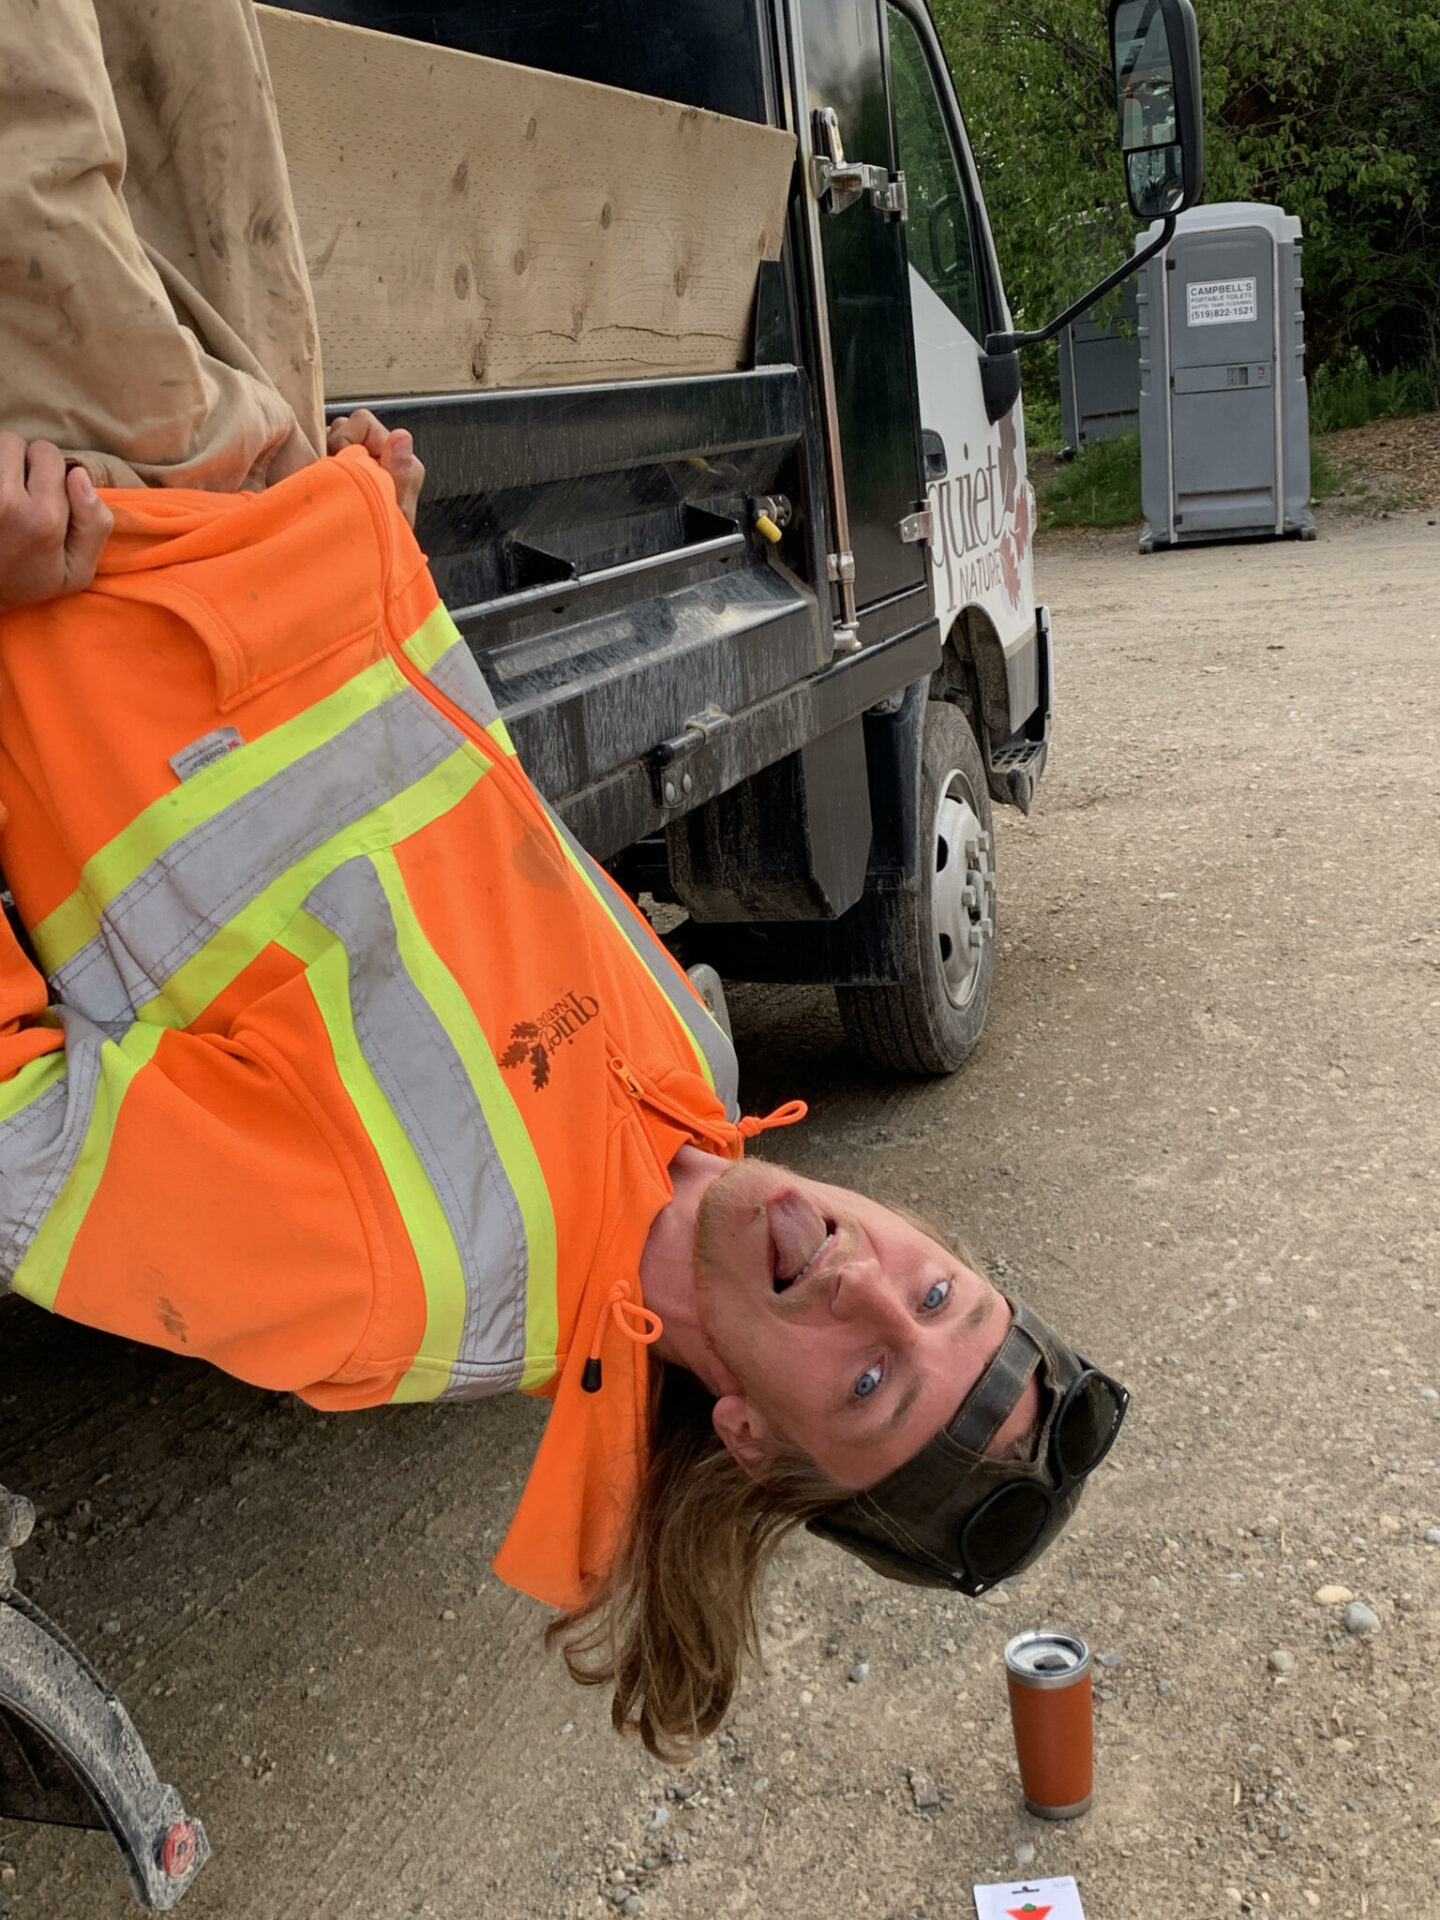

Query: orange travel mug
[[1004, 1629, 1093, 1819]]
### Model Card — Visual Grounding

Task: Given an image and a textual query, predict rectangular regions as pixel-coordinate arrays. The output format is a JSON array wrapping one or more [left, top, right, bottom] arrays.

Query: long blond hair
[[546, 1363, 845, 1760]]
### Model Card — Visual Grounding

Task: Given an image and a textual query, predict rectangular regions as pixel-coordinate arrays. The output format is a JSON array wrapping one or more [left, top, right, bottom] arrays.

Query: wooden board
[[256, 7, 796, 399]]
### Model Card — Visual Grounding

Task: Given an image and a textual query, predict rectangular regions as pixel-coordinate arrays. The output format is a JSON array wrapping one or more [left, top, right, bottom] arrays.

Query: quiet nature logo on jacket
[[499, 991, 601, 1091]]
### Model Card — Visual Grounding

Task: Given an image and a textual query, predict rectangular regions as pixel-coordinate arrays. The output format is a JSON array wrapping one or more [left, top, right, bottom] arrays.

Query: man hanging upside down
[[0, 0, 1126, 1762]]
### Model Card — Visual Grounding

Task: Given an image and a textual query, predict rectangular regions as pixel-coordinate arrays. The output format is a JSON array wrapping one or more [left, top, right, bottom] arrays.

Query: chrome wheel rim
[[931, 773, 994, 1010]]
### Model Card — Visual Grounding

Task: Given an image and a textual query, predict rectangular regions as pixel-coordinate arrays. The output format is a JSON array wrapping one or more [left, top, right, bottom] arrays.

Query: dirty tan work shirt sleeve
[[0, 0, 324, 491]]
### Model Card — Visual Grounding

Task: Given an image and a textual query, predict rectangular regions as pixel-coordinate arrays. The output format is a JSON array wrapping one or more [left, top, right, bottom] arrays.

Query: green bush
[[1033, 431, 1352, 530], [1308, 353, 1435, 434], [1021, 391, 1065, 454], [1036, 434, 1141, 528]]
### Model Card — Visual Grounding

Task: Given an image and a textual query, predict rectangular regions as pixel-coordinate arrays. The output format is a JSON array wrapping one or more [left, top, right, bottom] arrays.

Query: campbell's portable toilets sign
[[1186, 276, 1258, 326]]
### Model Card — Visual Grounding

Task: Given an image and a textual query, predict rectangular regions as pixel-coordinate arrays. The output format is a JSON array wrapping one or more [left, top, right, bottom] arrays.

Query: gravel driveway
[[3, 507, 1438, 1920]]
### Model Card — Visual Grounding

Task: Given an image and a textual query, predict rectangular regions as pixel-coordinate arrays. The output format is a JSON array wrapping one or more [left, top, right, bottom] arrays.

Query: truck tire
[[836, 700, 995, 1075]]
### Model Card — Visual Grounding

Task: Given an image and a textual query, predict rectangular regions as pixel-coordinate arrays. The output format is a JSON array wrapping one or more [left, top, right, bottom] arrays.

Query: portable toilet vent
[[1058, 278, 1140, 453], [1136, 203, 1315, 550]]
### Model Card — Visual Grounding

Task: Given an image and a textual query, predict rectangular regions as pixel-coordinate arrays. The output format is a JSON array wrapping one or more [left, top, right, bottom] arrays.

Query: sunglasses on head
[[951, 1364, 1129, 1595]]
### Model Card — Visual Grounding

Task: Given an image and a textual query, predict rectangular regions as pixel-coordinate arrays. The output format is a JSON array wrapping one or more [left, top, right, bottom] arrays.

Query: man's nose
[[829, 1258, 904, 1331]]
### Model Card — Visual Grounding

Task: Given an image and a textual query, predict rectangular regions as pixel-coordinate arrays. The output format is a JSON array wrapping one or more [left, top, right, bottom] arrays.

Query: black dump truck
[[0, 0, 1201, 1902]]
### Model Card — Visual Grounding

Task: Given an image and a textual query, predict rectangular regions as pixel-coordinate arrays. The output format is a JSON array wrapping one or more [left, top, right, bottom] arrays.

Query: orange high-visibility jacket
[[0, 449, 769, 1611]]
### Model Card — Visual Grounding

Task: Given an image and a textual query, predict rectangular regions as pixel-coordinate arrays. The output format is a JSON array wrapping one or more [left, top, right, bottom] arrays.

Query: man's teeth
[[794, 1229, 833, 1281]]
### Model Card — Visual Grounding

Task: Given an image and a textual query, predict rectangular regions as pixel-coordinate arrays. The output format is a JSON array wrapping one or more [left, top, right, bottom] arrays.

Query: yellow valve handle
[[754, 513, 783, 545]]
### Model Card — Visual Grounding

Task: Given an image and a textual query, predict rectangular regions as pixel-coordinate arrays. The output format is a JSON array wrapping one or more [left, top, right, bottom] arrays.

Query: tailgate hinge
[[898, 506, 933, 545]]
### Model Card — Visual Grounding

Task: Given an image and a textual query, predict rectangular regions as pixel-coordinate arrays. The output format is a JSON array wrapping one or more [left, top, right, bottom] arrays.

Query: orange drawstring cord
[[581, 1277, 664, 1394], [737, 1099, 808, 1139], [579, 1092, 807, 1392], [607, 1051, 807, 1153]]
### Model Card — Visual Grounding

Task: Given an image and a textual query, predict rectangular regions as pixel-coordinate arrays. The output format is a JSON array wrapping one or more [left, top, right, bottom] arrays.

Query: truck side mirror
[[988, 0, 1205, 360], [1109, 0, 1204, 220]]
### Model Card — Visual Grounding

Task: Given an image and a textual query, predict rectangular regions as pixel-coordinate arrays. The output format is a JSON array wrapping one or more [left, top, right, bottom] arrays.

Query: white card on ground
[[973, 1875, 1086, 1920]]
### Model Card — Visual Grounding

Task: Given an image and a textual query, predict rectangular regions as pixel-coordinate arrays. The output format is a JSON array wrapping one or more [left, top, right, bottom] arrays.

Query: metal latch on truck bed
[[651, 705, 733, 807], [810, 108, 907, 219]]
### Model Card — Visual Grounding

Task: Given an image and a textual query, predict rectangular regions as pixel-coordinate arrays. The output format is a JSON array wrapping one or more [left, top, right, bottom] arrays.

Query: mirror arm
[[984, 213, 1176, 356]]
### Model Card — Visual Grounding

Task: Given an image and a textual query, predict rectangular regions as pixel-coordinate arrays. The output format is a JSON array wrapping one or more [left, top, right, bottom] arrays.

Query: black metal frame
[[885, 0, 1011, 347], [884, 0, 1022, 421]]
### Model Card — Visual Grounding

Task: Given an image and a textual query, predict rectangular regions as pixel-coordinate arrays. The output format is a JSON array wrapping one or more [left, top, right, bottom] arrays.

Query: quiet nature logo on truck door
[[928, 409, 1031, 614]]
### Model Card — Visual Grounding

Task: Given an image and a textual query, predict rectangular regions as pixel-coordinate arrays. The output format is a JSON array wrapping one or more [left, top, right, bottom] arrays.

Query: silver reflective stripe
[[306, 857, 528, 1396], [51, 689, 461, 1031], [543, 805, 740, 1118], [426, 641, 501, 729], [0, 1012, 104, 1277]]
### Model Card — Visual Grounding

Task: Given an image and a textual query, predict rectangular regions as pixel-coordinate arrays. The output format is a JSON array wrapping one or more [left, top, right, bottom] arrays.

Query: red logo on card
[[1008, 1908, 1051, 1919]]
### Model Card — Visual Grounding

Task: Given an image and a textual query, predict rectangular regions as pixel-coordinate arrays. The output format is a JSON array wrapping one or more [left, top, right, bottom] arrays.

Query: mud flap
[[0, 1493, 208, 1908]]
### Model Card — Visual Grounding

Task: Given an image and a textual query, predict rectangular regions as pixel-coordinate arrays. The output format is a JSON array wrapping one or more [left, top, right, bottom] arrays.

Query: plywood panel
[[256, 7, 797, 399]]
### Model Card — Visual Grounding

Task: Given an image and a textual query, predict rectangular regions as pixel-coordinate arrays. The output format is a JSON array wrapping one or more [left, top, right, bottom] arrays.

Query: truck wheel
[[837, 701, 995, 1075]]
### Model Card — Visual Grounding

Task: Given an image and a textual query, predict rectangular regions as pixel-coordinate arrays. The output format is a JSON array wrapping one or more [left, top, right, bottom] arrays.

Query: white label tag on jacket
[[169, 728, 245, 782]]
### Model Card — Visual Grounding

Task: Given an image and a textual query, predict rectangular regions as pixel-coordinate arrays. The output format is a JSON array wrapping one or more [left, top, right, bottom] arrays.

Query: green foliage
[[1307, 350, 1434, 432], [1036, 434, 1142, 527], [1308, 443, 1352, 503], [932, 0, 1440, 386], [1021, 390, 1065, 452], [1031, 424, 1372, 532]]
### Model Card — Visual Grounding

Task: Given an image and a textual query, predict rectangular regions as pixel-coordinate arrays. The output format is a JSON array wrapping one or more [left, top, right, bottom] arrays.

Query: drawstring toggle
[[581, 1278, 664, 1394]]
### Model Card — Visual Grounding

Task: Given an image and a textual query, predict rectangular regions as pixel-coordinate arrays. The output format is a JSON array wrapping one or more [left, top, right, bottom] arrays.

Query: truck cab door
[[882, 0, 1040, 729], [791, 0, 930, 649]]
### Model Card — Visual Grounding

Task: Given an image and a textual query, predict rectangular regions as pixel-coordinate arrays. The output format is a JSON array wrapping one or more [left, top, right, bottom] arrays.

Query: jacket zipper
[[605, 1048, 737, 1159]]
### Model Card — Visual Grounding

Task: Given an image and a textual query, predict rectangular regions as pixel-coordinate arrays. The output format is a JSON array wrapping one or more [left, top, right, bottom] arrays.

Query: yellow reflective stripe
[[400, 603, 463, 674], [32, 656, 404, 975], [11, 1024, 165, 1311], [136, 747, 490, 1031], [369, 851, 559, 1395], [0, 1051, 66, 1128], [402, 603, 517, 758], [279, 912, 469, 1405], [548, 832, 716, 1094]]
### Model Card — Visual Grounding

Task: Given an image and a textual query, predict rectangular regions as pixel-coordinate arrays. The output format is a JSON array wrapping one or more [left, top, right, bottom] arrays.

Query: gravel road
[[3, 505, 1439, 1920]]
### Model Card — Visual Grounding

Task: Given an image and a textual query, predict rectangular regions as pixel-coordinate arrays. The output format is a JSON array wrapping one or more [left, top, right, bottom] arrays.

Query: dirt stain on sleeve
[[156, 1297, 190, 1345]]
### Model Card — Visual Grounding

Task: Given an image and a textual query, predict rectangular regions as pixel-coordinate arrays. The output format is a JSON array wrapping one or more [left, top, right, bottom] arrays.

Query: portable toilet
[[1136, 203, 1315, 550], [1058, 279, 1140, 453]]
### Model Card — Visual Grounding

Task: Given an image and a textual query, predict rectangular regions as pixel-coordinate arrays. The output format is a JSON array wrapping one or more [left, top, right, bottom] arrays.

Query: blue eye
[[922, 1279, 951, 1312], [854, 1363, 883, 1399]]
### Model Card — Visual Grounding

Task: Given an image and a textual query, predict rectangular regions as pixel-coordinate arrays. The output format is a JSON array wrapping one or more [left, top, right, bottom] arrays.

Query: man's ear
[[711, 1393, 778, 1482]]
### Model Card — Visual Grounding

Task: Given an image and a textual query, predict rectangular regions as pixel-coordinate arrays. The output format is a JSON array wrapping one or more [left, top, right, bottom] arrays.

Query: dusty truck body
[[1, 0, 1207, 1903], [253, 0, 1054, 1077]]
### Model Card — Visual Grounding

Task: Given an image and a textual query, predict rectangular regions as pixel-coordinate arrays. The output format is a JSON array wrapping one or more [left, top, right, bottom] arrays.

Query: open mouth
[[773, 1220, 835, 1294]]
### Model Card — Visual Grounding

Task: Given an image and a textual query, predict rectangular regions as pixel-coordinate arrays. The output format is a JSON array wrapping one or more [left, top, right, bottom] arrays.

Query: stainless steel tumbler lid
[[1004, 1629, 1091, 1688]]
